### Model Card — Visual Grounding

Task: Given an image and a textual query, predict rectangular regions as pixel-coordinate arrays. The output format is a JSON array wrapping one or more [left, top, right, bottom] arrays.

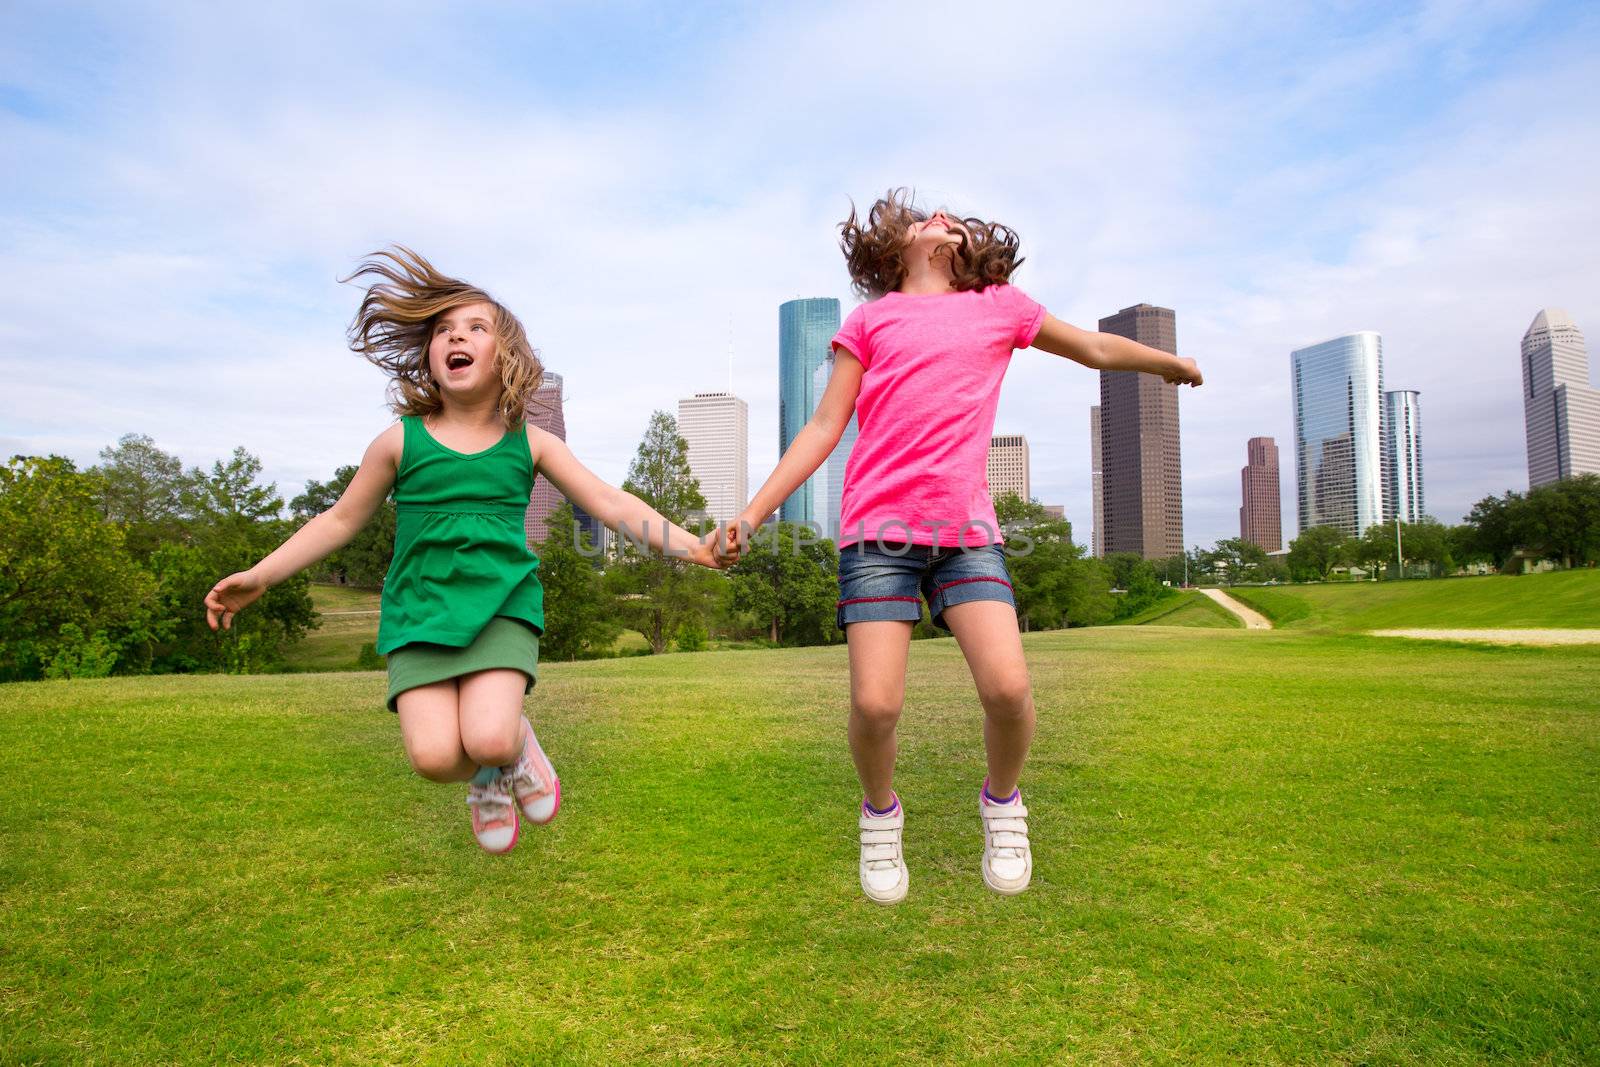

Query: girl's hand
[[205, 570, 266, 630], [1164, 357, 1203, 387], [691, 531, 728, 570], [715, 518, 751, 566]]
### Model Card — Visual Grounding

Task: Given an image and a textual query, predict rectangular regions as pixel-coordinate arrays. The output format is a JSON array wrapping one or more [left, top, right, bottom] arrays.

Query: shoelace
[[505, 758, 551, 797], [467, 781, 513, 819], [860, 826, 902, 871], [982, 806, 1030, 860]]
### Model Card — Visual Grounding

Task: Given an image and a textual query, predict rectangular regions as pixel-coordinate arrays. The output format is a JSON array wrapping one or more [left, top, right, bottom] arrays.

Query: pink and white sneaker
[[467, 774, 519, 854], [859, 795, 908, 905], [503, 715, 560, 825], [979, 780, 1032, 895]]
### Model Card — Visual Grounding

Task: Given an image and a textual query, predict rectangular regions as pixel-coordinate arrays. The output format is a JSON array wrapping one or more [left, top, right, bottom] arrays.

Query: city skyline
[[988, 435, 1031, 503], [524, 373, 567, 546], [1384, 390, 1426, 524], [777, 298, 839, 526], [4, 4, 1597, 550], [1240, 437, 1282, 553]]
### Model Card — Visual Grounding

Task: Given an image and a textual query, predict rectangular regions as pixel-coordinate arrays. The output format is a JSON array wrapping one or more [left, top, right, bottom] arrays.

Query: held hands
[[1163, 357, 1203, 387], [713, 516, 754, 568], [205, 570, 266, 630]]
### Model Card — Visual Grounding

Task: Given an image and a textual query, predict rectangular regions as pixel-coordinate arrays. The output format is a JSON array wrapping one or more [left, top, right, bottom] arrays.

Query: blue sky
[[3, 0, 1598, 546]]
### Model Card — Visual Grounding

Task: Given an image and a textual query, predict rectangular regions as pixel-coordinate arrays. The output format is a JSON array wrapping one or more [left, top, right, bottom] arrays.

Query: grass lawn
[[1225, 569, 1600, 632], [281, 584, 383, 672], [3, 628, 1596, 1062]]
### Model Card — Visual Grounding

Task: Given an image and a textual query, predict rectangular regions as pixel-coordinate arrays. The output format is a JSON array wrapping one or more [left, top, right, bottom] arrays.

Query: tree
[[0, 456, 159, 680], [1348, 524, 1397, 579], [996, 494, 1112, 628], [290, 465, 395, 586], [610, 411, 717, 654], [1461, 491, 1523, 571], [728, 522, 838, 644], [1398, 519, 1452, 576], [534, 502, 620, 660], [1210, 537, 1269, 585], [1522, 475, 1600, 568], [1287, 525, 1347, 581], [92, 433, 189, 558]]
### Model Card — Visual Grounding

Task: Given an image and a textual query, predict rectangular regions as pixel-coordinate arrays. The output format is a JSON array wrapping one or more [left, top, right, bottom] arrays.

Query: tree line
[[7, 421, 1593, 681]]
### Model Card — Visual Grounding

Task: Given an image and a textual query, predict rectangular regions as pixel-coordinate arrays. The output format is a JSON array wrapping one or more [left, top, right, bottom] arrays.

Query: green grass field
[[3, 626, 1596, 1062], [1226, 569, 1600, 632]]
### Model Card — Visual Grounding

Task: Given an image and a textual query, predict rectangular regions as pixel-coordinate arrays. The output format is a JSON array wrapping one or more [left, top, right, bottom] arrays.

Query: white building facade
[[676, 391, 749, 524], [1522, 308, 1600, 487]]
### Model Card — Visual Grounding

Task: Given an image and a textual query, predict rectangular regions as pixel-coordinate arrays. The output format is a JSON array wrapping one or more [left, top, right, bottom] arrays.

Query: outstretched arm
[[205, 424, 401, 630], [528, 426, 722, 568], [1032, 314, 1203, 386], [734, 347, 863, 539]]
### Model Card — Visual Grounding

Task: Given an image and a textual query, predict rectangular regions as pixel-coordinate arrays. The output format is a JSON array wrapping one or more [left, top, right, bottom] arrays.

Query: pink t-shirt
[[831, 283, 1046, 549]]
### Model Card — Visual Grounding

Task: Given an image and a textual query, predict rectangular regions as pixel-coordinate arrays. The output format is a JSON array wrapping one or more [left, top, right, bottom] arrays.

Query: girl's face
[[428, 301, 499, 398], [903, 209, 967, 262]]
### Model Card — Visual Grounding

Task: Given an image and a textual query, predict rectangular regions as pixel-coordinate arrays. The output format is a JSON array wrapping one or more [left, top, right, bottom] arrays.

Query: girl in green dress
[[205, 248, 724, 853]]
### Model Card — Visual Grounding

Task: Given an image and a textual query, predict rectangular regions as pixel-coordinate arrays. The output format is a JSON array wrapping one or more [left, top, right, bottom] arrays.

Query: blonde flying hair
[[344, 246, 543, 430]]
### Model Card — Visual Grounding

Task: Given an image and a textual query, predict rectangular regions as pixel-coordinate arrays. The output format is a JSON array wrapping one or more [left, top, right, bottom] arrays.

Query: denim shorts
[[836, 541, 1016, 630]]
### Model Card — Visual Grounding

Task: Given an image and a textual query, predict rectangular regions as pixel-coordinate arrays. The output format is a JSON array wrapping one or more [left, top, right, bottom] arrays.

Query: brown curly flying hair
[[343, 246, 543, 431], [839, 188, 1024, 300]]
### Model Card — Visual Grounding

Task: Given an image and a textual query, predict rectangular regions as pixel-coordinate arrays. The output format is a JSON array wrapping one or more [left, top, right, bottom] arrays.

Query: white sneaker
[[859, 797, 908, 905], [467, 774, 519, 854], [980, 783, 1032, 895], [504, 715, 560, 825]]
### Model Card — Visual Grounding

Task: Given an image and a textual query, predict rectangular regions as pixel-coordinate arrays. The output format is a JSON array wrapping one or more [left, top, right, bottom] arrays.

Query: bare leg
[[941, 600, 1035, 797], [456, 669, 529, 769], [396, 679, 476, 783], [846, 620, 914, 810]]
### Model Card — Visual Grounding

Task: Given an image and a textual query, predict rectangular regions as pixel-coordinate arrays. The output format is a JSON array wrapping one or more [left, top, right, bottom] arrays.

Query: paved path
[[1370, 628, 1600, 646], [1196, 588, 1272, 629]]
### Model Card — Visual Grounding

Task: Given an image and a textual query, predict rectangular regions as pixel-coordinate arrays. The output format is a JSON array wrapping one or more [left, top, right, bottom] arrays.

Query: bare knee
[[460, 718, 521, 768], [851, 692, 903, 733], [408, 740, 470, 782], [980, 675, 1034, 721]]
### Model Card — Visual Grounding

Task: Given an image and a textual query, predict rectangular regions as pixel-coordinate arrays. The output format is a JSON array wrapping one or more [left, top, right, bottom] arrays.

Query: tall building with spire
[[524, 372, 565, 545], [677, 391, 748, 524], [1097, 304, 1184, 559], [778, 298, 841, 524], [1383, 390, 1424, 523], [1291, 333, 1385, 538], [1522, 309, 1600, 487], [1240, 436, 1282, 552]]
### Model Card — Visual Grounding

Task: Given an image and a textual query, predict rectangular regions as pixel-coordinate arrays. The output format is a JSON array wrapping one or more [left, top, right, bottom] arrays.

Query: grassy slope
[[1114, 590, 1242, 629], [1227, 569, 1600, 632], [3, 630, 1596, 1063]]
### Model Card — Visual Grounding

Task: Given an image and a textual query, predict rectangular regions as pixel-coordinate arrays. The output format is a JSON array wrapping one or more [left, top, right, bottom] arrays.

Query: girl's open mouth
[[446, 353, 474, 370]]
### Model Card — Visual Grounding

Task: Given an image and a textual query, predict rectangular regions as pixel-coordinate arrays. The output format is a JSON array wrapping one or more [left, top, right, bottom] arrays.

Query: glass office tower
[[778, 297, 841, 524], [1291, 332, 1386, 538], [1383, 389, 1424, 524]]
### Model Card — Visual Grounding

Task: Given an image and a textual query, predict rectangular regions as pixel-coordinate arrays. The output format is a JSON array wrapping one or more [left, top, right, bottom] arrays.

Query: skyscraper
[[811, 353, 859, 540], [1089, 404, 1102, 557], [778, 297, 841, 524], [987, 434, 1030, 502], [1239, 436, 1282, 552], [1521, 309, 1600, 487], [1291, 333, 1385, 538], [1097, 304, 1184, 559], [1383, 390, 1424, 524], [677, 391, 749, 524], [524, 372, 566, 545]]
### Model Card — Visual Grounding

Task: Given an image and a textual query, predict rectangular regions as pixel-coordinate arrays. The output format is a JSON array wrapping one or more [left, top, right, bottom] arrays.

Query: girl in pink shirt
[[725, 190, 1202, 903]]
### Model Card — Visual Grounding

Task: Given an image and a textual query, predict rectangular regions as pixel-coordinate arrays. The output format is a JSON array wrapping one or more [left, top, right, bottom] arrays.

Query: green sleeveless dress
[[380, 416, 545, 711]]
